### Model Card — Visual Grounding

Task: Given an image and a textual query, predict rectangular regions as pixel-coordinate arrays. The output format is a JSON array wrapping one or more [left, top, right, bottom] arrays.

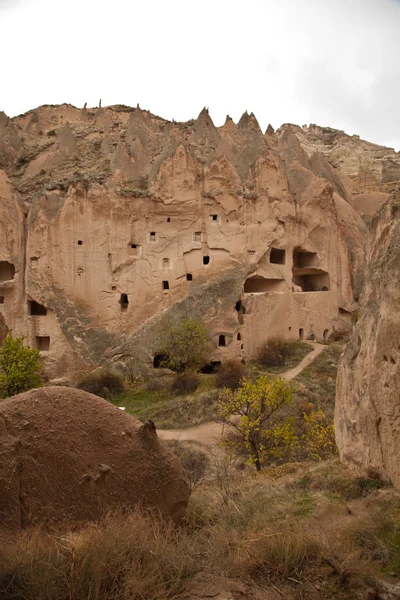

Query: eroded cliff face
[[0, 105, 371, 379], [335, 190, 400, 485], [278, 123, 400, 217]]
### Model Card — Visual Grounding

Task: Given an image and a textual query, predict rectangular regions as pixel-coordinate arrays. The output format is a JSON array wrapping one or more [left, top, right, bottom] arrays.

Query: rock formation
[[0, 104, 384, 380], [278, 123, 400, 221], [335, 190, 400, 485], [0, 386, 190, 533]]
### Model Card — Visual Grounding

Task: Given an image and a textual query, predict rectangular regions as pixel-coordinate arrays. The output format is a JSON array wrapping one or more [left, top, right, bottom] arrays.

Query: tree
[[218, 375, 297, 471], [157, 318, 209, 373], [0, 333, 43, 398], [301, 404, 337, 461]]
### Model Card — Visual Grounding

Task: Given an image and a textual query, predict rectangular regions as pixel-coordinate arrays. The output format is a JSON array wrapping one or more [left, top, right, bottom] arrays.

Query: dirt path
[[158, 342, 325, 447]]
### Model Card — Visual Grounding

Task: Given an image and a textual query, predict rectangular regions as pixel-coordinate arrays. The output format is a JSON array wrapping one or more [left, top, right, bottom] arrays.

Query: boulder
[[0, 386, 190, 533]]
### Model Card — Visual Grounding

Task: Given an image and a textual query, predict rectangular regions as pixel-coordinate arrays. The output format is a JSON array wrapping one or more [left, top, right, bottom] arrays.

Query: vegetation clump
[[77, 368, 124, 400], [257, 337, 292, 367], [215, 359, 247, 390], [0, 332, 42, 398], [157, 318, 209, 373], [171, 371, 200, 395], [157, 318, 209, 394], [218, 375, 297, 471]]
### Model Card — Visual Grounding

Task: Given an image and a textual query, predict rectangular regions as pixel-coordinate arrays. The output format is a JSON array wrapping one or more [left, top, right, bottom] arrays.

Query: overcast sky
[[1, 0, 399, 150]]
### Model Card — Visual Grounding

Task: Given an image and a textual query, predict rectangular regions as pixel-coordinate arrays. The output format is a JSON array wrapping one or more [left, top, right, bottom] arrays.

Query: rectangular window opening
[[162, 281, 169, 290], [210, 214, 218, 222], [203, 256, 210, 265], [186, 273, 193, 281], [120, 294, 129, 310], [162, 258, 170, 270], [149, 232, 156, 242], [270, 248, 286, 265], [29, 301, 47, 316], [36, 336, 50, 351]]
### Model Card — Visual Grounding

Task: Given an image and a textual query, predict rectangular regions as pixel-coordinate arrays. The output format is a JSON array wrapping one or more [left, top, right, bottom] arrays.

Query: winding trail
[[158, 342, 325, 447]]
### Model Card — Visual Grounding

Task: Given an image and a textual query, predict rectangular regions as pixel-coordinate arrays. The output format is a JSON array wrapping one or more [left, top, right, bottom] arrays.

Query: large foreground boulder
[[0, 387, 190, 532], [335, 192, 400, 485]]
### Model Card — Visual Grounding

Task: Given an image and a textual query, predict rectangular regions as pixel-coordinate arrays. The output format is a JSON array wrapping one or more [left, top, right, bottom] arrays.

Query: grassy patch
[[293, 344, 343, 416], [294, 459, 388, 501], [113, 374, 219, 429], [348, 496, 400, 574], [249, 341, 313, 376]]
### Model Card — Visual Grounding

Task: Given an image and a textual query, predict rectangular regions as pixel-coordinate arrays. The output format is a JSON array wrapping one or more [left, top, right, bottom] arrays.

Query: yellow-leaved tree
[[218, 375, 298, 471], [301, 404, 337, 461]]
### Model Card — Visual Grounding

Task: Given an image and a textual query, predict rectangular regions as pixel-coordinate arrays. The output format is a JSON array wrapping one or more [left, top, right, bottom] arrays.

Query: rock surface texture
[[0, 386, 190, 533], [0, 104, 392, 379], [335, 191, 400, 485]]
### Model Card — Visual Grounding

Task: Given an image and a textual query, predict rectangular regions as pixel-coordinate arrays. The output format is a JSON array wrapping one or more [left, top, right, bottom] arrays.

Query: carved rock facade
[[0, 105, 372, 379]]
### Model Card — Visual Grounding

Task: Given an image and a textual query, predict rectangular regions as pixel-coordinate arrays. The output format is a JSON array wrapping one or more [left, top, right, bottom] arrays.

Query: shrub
[[218, 375, 297, 471], [257, 337, 291, 367], [166, 441, 210, 491], [216, 360, 247, 390], [0, 333, 42, 398], [171, 372, 199, 395], [157, 319, 209, 372], [77, 368, 124, 400], [146, 377, 170, 392]]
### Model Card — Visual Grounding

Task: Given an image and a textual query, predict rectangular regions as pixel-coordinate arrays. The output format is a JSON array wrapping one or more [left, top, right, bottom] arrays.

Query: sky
[[0, 0, 399, 150]]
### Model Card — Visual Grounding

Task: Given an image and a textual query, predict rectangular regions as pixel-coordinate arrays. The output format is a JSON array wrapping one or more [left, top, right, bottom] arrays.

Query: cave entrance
[[153, 353, 169, 368], [293, 248, 318, 268], [244, 277, 286, 293], [0, 261, 15, 282], [292, 272, 330, 292], [270, 248, 286, 265], [199, 361, 221, 374], [36, 336, 50, 351], [29, 301, 47, 316]]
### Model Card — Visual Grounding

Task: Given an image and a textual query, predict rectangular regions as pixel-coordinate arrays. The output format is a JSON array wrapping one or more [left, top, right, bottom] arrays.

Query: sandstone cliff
[[335, 190, 400, 485], [278, 123, 400, 217], [0, 104, 373, 379]]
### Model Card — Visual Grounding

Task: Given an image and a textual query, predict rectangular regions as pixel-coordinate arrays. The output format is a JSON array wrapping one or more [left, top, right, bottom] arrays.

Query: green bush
[[157, 319, 209, 372], [0, 333, 42, 398], [257, 338, 291, 367], [171, 372, 199, 396], [216, 360, 247, 390], [77, 368, 124, 400]]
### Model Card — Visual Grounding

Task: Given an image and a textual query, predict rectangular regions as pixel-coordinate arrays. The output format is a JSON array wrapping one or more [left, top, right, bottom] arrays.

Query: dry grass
[[1, 459, 395, 599], [0, 509, 196, 600]]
